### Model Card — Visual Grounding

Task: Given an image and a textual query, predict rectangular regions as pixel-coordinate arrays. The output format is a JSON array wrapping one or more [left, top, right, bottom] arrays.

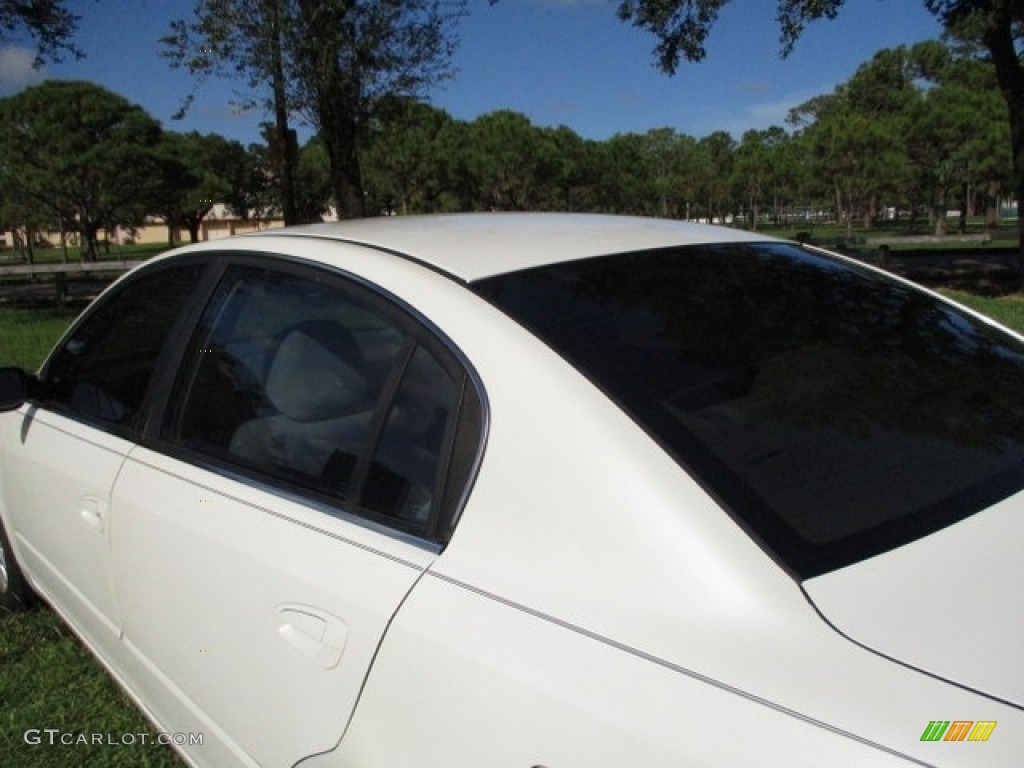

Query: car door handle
[[79, 495, 106, 533], [276, 605, 348, 669]]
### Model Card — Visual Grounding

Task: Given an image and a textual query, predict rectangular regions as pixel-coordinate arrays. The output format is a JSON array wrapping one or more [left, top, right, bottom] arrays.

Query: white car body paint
[[805, 489, 1024, 708], [0, 215, 1020, 767]]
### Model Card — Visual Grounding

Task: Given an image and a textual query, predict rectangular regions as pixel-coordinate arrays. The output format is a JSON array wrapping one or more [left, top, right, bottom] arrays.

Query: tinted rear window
[[474, 243, 1024, 577]]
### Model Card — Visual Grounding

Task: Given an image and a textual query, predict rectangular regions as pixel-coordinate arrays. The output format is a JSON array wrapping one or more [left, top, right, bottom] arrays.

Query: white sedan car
[[1, 214, 1021, 767]]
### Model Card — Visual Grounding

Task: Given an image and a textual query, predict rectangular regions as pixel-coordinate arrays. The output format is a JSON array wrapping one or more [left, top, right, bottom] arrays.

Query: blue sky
[[0, 0, 943, 145]]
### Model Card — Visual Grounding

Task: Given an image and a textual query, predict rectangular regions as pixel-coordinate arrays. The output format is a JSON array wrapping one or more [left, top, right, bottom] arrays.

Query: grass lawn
[[0, 309, 77, 371], [2, 278, 1024, 767], [0, 242, 170, 267], [939, 290, 1024, 334], [760, 218, 1019, 250], [0, 610, 184, 767]]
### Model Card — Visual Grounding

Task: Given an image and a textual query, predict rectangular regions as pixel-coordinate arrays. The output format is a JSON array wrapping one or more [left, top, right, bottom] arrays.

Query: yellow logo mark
[[966, 721, 997, 742]]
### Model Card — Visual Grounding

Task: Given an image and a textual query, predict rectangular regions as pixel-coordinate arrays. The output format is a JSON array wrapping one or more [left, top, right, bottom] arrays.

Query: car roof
[[237, 213, 780, 283]]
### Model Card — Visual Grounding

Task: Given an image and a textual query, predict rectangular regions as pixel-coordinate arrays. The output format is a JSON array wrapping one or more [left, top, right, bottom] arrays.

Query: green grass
[[760, 218, 1019, 250], [0, 609, 183, 767], [0, 309, 77, 371], [0, 242, 169, 267], [940, 289, 1024, 334]]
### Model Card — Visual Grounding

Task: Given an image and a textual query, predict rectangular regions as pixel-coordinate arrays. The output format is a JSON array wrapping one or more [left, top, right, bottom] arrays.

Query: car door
[[109, 258, 478, 767], [0, 263, 205, 654]]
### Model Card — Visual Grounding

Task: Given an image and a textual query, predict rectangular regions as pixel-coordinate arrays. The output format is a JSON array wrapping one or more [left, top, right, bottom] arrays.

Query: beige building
[[2, 205, 289, 255]]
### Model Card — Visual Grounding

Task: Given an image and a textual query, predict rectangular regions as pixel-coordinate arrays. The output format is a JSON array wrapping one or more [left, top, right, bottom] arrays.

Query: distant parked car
[[1, 213, 1022, 766]]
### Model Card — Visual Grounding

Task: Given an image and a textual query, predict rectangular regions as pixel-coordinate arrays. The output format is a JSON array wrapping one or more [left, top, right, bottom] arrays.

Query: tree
[[731, 128, 801, 229], [763, 126, 806, 226], [927, 1, 1024, 239], [732, 130, 771, 229], [150, 132, 256, 245], [905, 63, 1009, 235], [0, 0, 83, 62], [148, 136, 201, 246], [786, 38, 1010, 235], [592, 133, 652, 214], [226, 127, 297, 222], [696, 131, 735, 224], [790, 47, 918, 233], [642, 128, 692, 219], [0, 80, 164, 261], [463, 110, 553, 210], [615, 0, 1024, 259], [363, 97, 462, 214], [167, 0, 466, 221], [289, 0, 466, 218], [163, 0, 301, 225], [536, 125, 599, 212], [0, 187, 55, 263], [293, 136, 334, 222], [916, 36, 1012, 230]]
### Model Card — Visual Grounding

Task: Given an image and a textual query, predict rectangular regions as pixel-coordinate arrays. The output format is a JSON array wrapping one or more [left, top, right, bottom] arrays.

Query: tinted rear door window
[[163, 261, 474, 542], [165, 264, 405, 498]]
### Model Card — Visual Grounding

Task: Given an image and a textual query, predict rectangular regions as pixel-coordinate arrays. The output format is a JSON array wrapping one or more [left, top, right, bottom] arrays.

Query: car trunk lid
[[803, 490, 1024, 708]]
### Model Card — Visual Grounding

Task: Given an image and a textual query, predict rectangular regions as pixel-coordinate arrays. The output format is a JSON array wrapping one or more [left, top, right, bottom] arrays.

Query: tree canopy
[[356, 34, 1013, 234], [0, 80, 164, 260], [614, 0, 1024, 252], [0, 0, 83, 62], [163, 0, 303, 224], [149, 131, 253, 245], [164, 0, 466, 220], [0, 10, 1018, 259]]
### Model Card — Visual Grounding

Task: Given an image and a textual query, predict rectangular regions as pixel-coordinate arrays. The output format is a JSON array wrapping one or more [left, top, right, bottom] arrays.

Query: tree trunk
[[166, 220, 177, 247], [834, 181, 843, 229], [59, 217, 68, 263], [863, 191, 876, 230], [980, 8, 1024, 285], [322, 116, 366, 219], [81, 226, 99, 262], [25, 226, 35, 265], [843, 186, 853, 239], [985, 180, 1001, 229], [298, 4, 367, 219], [1010, 117, 1024, 281], [959, 178, 969, 234], [269, 0, 299, 226]]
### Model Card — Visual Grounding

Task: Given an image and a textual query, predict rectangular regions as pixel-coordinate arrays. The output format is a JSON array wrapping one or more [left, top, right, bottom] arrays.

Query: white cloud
[[705, 85, 832, 138], [0, 46, 46, 94], [529, 0, 607, 7], [744, 95, 806, 127]]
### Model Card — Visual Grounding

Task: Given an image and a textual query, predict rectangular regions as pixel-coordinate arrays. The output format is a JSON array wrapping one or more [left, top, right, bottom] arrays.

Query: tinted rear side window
[[474, 243, 1024, 577]]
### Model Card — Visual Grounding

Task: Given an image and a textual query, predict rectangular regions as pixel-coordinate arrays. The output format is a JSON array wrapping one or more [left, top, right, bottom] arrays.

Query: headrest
[[266, 325, 371, 422]]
